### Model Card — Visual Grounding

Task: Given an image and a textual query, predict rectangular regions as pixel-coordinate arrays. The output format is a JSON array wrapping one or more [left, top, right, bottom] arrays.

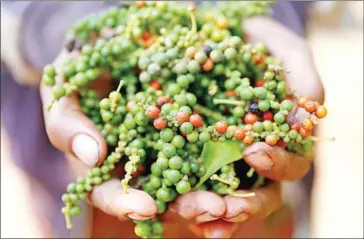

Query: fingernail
[[245, 151, 273, 171], [72, 134, 99, 167], [227, 213, 249, 223], [195, 212, 219, 223], [126, 213, 153, 220]]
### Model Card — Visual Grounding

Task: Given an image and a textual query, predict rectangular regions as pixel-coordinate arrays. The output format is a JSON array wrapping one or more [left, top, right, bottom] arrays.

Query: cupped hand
[[199, 16, 325, 238], [39, 48, 225, 234]]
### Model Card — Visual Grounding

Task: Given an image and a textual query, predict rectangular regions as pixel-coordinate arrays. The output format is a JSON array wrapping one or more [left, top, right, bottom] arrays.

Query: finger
[[198, 220, 237, 239], [243, 16, 325, 104], [89, 179, 157, 221], [40, 52, 107, 168], [223, 182, 282, 222], [243, 142, 311, 181], [162, 191, 226, 223]]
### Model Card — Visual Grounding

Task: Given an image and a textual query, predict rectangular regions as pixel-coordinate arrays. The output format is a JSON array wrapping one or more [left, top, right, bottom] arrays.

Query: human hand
[[197, 16, 325, 238], [39, 48, 226, 236]]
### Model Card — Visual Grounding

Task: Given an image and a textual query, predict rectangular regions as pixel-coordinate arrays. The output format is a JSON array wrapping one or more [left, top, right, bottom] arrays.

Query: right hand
[[40, 49, 226, 237]]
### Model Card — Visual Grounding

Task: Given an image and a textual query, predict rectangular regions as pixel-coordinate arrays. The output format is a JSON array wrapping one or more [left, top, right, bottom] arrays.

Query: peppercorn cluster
[[42, 2, 328, 238]]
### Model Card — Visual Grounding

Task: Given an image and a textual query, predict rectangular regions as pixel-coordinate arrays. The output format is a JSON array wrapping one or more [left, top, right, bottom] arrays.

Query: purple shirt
[[1, 2, 308, 237]]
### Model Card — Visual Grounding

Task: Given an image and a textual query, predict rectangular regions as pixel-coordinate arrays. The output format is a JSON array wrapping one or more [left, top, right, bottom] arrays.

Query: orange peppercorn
[[243, 135, 254, 145], [315, 105, 327, 119], [304, 101, 317, 113], [154, 117, 167, 130], [299, 127, 312, 137], [265, 135, 278, 146], [301, 117, 313, 131], [202, 58, 214, 72], [255, 79, 265, 87], [244, 112, 259, 124], [233, 128, 245, 140], [225, 90, 237, 97], [149, 80, 161, 90], [298, 96, 309, 108], [136, 1, 146, 8], [215, 121, 228, 134]]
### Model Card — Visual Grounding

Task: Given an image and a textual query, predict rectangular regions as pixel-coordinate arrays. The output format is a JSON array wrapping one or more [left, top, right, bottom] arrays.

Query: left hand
[[196, 16, 325, 238]]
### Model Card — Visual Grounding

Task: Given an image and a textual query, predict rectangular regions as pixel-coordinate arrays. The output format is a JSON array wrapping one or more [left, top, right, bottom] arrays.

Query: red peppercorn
[[146, 105, 160, 119], [149, 80, 161, 90], [157, 96, 170, 108], [176, 111, 189, 124], [154, 117, 167, 130], [255, 79, 265, 87], [290, 123, 300, 131], [262, 111, 273, 121], [215, 121, 228, 134], [304, 101, 317, 113], [233, 128, 245, 140], [253, 54, 264, 65], [189, 114, 204, 128], [277, 140, 286, 149], [244, 112, 259, 124], [141, 29, 151, 41], [299, 127, 312, 137], [225, 90, 237, 97]]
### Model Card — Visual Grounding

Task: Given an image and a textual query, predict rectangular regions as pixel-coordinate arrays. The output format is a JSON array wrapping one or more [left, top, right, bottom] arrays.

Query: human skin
[[39, 17, 324, 238]]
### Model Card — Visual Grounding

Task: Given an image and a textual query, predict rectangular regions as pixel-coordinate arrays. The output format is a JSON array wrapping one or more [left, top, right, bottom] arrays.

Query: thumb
[[40, 51, 107, 168]]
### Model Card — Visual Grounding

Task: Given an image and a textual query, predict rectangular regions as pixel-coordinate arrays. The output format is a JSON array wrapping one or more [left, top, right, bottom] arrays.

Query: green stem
[[228, 189, 256, 198], [210, 174, 233, 186], [64, 203, 73, 229], [121, 154, 140, 194], [46, 100, 56, 112], [194, 104, 225, 121], [111, 80, 124, 113], [213, 98, 246, 106], [247, 167, 255, 178], [188, 5, 197, 34]]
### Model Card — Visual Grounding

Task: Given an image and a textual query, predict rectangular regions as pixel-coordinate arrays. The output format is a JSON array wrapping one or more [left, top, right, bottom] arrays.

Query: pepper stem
[[247, 167, 255, 178], [194, 104, 225, 121], [188, 4, 197, 34], [111, 80, 124, 113], [210, 174, 233, 186], [64, 203, 73, 229], [228, 190, 256, 198], [213, 98, 246, 106], [121, 154, 140, 194], [46, 100, 56, 112]]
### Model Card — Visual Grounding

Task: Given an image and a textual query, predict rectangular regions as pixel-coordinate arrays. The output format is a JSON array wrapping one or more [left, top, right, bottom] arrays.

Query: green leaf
[[194, 140, 243, 189]]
